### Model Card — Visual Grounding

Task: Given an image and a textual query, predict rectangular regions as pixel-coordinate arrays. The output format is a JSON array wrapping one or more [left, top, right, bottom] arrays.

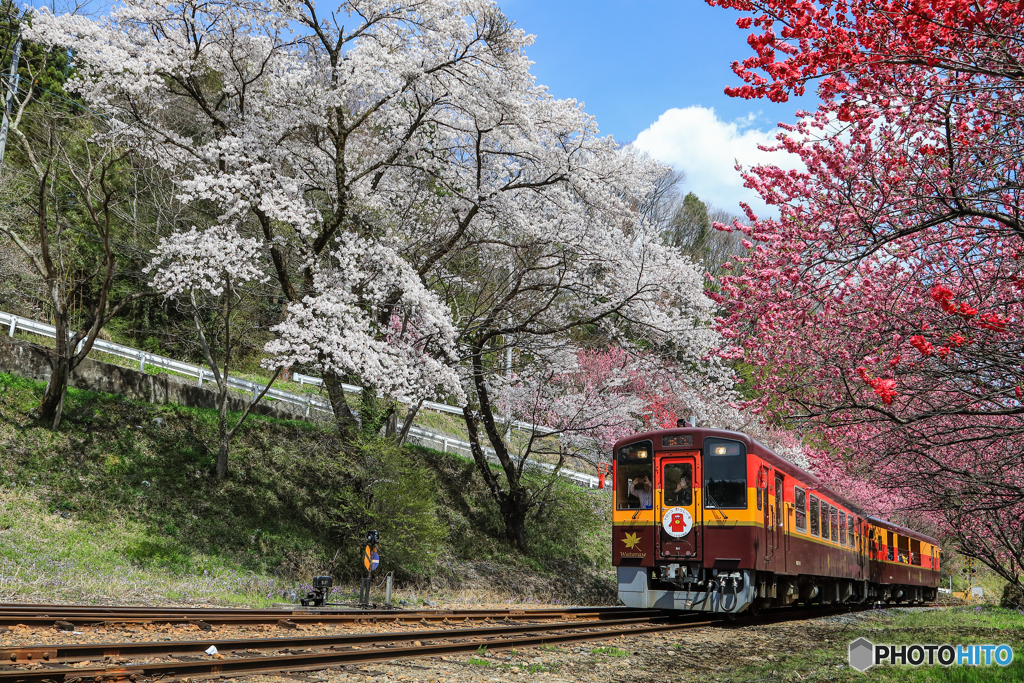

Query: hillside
[[0, 372, 614, 607]]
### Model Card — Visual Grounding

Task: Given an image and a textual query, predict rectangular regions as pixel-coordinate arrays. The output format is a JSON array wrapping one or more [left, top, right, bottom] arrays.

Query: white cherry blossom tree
[[28, 0, 737, 548], [26, 0, 559, 437], [146, 224, 280, 478]]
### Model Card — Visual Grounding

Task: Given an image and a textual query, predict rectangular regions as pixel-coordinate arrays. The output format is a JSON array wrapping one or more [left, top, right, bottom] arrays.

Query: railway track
[[0, 602, 939, 683], [0, 604, 657, 629], [0, 613, 696, 683]]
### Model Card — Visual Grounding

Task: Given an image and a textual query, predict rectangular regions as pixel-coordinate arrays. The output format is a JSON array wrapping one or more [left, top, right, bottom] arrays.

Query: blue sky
[[503, 0, 812, 216]]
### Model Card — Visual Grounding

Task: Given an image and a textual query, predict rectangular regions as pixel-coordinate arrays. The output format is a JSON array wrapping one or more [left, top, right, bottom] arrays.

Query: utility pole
[[0, 28, 22, 171]]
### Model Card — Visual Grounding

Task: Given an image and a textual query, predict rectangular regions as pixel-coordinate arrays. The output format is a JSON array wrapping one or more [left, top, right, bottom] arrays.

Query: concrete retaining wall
[[0, 336, 311, 422]]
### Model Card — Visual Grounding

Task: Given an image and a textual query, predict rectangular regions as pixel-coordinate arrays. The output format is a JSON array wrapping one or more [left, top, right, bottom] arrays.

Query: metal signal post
[[359, 530, 380, 607]]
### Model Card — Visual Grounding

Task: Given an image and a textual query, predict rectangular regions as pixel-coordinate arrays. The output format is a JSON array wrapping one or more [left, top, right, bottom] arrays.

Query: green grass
[[592, 646, 630, 657], [523, 663, 557, 674], [0, 370, 615, 605], [466, 657, 490, 667], [733, 606, 1024, 682]]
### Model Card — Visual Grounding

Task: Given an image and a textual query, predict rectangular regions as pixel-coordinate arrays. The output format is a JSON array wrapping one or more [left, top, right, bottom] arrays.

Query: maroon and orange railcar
[[612, 426, 940, 613]]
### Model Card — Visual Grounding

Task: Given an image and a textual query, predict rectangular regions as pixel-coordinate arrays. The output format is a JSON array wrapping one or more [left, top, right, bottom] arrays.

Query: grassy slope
[[733, 606, 1024, 682], [0, 372, 614, 606]]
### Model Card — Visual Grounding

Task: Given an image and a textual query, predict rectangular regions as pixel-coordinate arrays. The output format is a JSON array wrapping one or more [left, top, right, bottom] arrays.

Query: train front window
[[809, 496, 820, 536], [663, 463, 692, 506], [703, 438, 747, 509], [615, 441, 654, 510], [794, 487, 807, 532]]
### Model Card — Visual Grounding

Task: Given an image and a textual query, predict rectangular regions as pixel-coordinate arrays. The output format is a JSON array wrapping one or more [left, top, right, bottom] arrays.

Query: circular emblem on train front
[[662, 507, 692, 538]]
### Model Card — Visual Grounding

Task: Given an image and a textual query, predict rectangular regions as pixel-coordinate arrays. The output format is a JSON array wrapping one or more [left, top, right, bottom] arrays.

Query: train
[[612, 426, 941, 613]]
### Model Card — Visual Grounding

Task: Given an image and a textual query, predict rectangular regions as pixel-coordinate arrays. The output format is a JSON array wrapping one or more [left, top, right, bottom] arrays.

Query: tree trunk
[[323, 370, 359, 440], [498, 490, 530, 552], [39, 289, 70, 428], [39, 355, 69, 429], [216, 385, 230, 478], [384, 408, 398, 439], [463, 403, 531, 552], [396, 399, 422, 446]]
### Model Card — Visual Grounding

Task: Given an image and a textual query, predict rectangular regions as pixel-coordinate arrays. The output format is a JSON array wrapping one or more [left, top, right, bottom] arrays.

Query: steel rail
[[0, 604, 643, 618], [0, 608, 661, 629], [0, 619, 702, 683], [0, 616, 680, 665]]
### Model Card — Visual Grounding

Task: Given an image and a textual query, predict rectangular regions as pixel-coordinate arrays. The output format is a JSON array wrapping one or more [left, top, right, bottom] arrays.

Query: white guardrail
[[1, 310, 599, 488]]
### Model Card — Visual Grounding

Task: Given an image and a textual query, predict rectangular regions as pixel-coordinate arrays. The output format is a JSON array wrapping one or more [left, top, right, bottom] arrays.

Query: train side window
[[910, 539, 921, 566], [774, 474, 784, 527], [839, 511, 847, 546], [848, 516, 855, 548], [663, 462, 692, 507], [821, 501, 830, 541], [898, 534, 910, 563], [809, 496, 820, 536], [830, 506, 839, 542], [887, 530, 895, 561], [794, 487, 807, 532]]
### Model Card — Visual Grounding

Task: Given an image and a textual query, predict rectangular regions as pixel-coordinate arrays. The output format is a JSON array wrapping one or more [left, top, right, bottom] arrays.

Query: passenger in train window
[[616, 459, 653, 510], [630, 476, 653, 509], [664, 463, 692, 506]]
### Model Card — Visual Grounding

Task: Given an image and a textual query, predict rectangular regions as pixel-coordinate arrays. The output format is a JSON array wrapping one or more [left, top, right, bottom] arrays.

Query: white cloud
[[631, 106, 801, 219]]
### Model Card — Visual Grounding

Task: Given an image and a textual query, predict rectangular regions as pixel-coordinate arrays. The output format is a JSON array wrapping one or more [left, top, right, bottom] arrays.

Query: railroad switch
[[300, 576, 333, 607]]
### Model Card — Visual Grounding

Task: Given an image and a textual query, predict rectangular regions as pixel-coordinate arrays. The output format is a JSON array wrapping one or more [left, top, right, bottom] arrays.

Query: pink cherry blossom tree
[[707, 0, 1024, 587]]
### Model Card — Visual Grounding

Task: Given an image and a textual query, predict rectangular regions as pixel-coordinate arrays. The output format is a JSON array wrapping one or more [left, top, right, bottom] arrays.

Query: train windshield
[[703, 438, 747, 509], [663, 462, 693, 506], [615, 441, 654, 510]]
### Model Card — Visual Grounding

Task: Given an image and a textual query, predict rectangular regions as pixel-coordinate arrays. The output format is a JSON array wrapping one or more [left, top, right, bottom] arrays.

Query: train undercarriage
[[618, 566, 938, 614]]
